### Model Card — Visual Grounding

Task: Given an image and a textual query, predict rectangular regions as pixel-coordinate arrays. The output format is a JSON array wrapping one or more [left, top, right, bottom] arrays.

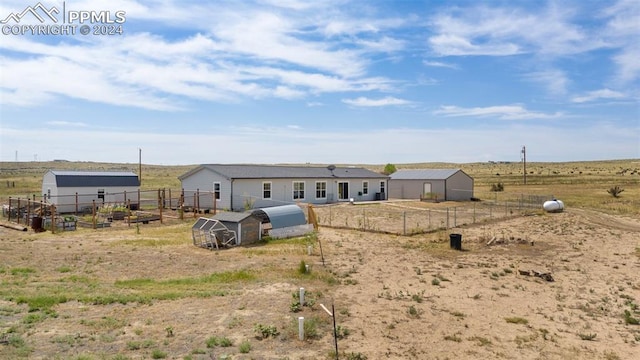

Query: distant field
[[1, 159, 638, 215]]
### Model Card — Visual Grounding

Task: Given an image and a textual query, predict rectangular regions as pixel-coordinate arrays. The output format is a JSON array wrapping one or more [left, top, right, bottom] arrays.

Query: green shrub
[[238, 340, 251, 353], [254, 323, 279, 339], [623, 310, 639, 325], [151, 349, 167, 359], [206, 335, 232, 348]]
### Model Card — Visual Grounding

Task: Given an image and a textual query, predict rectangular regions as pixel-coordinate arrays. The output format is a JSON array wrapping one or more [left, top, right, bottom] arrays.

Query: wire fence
[[309, 194, 552, 235], [1, 188, 227, 232], [2, 189, 552, 236]]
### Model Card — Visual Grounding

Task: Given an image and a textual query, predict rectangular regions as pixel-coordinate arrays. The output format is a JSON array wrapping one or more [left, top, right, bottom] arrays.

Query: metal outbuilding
[[388, 169, 474, 201], [211, 211, 262, 245], [250, 204, 306, 229], [42, 170, 140, 213]]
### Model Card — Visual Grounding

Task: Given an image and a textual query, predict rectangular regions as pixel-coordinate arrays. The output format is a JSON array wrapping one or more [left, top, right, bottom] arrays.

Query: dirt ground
[[1, 207, 639, 360]]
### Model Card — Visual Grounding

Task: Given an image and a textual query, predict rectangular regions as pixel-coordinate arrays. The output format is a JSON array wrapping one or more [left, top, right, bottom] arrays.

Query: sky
[[0, 0, 638, 165]]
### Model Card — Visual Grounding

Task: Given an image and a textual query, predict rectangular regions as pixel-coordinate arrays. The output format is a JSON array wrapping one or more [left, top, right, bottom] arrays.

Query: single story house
[[42, 170, 140, 213], [388, 169, 474, 201], [178, 164, 389, 211]]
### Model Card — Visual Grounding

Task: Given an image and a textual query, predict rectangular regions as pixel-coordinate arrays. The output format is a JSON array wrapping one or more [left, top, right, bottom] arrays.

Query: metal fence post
[[92, 200, 96, 229], [446, 208, 449, 229], [473, 202, 476, 223], [403, 211, 406, 235], [51, 204, 56, 234]]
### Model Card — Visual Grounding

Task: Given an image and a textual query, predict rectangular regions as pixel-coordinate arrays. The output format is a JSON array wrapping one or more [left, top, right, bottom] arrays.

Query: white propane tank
[[543, 199, 565, 213]]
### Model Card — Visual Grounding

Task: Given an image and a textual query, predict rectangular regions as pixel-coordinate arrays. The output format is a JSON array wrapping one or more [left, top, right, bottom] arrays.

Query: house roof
[[49, 170, 140, 187], [389, 169, 465, 180], [211, 211, 257, 223], [178, 164, 388, 180]]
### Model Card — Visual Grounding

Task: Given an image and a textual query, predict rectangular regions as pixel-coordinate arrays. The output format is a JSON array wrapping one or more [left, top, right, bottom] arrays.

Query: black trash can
[[449, 233, 462, 250], [31, 216, 43, 232]]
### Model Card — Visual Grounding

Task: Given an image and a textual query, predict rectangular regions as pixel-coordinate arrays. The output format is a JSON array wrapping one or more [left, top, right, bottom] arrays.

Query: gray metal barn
[[388, 169, 474, 201], [42, 170, 140, 213]]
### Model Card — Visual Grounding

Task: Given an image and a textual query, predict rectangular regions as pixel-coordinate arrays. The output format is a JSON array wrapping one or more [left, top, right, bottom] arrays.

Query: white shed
[[42, 170, 140, 213]]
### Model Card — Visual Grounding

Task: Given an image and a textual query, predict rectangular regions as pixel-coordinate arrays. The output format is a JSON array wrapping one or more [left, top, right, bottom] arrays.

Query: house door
[[337, 182, 349, 200]]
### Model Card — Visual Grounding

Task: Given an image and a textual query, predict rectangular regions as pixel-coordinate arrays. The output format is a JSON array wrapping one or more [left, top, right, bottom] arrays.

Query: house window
[[213, 182, 221, 200], [293, 181, 305, 200], [380, 181, 385, 194], [315, 181, 327, 199], [263, 182, 272, 199], [362, 181, 369, 195], [98, 189, 105, 202]]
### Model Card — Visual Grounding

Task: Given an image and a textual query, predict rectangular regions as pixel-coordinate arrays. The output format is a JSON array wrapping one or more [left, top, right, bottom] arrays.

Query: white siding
[[181, 168, 232, 210]]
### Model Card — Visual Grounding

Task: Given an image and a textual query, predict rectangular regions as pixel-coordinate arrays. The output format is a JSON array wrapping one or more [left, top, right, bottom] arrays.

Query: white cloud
[[434, 105, 563, 120], [46, 121, 88, 127], [612, 44, 640, 84], [524, 69, 570, 96], [571, 88, 626, 103], [601, 0, 640, 83], [342, 96, 411, 107], [423, 60, 458, 69], [428, 4, 598, 57], [0, 1, 409, 109]]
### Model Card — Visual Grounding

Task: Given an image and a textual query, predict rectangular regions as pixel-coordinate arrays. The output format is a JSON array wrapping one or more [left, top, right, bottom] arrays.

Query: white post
[[298, 317, 305, 340], [307, 245, 312, 255], [300, 287, 305, 306]]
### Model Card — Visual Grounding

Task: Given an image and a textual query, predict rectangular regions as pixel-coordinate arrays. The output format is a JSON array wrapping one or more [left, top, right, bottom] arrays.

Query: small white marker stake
[[300, 287, 305, 306], [298, 316, 304, 340]]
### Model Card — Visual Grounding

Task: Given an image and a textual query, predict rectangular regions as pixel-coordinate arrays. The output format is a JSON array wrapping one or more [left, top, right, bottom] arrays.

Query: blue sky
[[0, 0, 638, 165]]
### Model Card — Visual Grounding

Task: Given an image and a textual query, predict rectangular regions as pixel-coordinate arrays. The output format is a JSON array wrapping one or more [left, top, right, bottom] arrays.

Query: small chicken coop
[[191, 217, 237, 250]]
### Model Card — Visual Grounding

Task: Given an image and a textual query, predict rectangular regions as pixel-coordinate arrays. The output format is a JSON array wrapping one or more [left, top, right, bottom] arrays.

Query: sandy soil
[[1, 207, 639, 360]]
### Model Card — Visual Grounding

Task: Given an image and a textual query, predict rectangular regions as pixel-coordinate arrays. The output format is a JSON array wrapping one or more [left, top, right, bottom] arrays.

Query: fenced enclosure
[[311, 194, 552, 235], [2, 188, 552, 236], [1, 188, 225, 233]]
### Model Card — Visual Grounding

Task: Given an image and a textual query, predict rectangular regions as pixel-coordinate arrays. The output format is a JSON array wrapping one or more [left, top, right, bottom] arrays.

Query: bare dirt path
[[568, 208, 640, 232]]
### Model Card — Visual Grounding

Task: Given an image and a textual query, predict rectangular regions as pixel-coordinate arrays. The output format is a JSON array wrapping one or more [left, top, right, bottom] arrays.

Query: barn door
[[423, 183, 432, 196]]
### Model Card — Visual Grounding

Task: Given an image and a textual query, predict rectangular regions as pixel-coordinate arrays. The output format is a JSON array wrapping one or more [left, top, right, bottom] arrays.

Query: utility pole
[[521, 145, 527, 185], [138, 148, 142, 185]]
